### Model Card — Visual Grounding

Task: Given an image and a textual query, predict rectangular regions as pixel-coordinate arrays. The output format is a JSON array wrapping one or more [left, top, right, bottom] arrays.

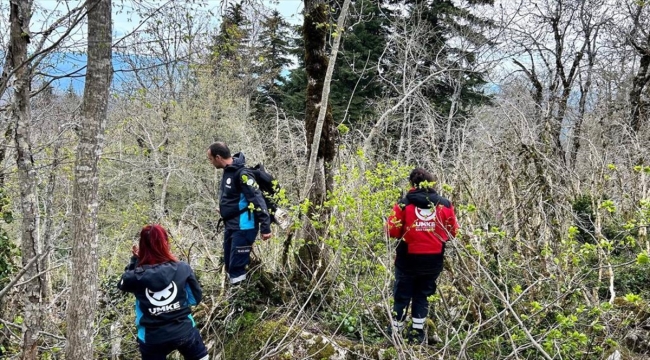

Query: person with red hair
[[118, 224, 208, 360]]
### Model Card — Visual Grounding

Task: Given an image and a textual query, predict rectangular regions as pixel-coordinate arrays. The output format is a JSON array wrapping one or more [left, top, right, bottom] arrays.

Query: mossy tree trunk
[[297, 0, 351, 282], [296, 0, 335, 280]]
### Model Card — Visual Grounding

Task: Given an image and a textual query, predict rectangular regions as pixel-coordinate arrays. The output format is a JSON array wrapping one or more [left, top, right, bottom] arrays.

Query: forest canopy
[[1, 0, 650, 359]]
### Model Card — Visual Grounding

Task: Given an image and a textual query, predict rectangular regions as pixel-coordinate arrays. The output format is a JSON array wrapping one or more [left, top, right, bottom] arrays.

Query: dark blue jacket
[[219, 152, 272, 234], [118, 257, 202, 344]]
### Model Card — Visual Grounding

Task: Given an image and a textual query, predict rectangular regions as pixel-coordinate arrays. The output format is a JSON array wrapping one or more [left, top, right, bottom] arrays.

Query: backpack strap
[[220, 167, 252, 222], [397, 195, 410, 229], [232, 166, 245, 190], [398, 195, 410, 209]]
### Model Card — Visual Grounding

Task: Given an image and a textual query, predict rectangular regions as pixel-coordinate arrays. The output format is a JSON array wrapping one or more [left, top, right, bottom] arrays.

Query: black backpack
[[234, 163, 281, 224]]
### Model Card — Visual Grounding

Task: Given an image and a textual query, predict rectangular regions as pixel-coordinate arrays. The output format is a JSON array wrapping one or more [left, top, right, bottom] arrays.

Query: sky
[[24, 0, 304, 92], [110, 0, 304, 35], [35, 0, 303, 35]]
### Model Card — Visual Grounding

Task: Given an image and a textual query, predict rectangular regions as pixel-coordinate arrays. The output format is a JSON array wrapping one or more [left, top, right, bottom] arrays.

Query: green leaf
[[337, 123, 349, 135], [624, 293, 642, 304]]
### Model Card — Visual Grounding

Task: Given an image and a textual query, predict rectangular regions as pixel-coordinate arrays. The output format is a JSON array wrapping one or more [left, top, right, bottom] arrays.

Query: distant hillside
[[24, 52, 144, 94]]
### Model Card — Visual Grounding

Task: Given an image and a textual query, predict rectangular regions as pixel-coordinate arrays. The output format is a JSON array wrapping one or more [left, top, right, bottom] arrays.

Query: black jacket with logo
[[219, 152, 272, 234], [118, 257, 202, 344]]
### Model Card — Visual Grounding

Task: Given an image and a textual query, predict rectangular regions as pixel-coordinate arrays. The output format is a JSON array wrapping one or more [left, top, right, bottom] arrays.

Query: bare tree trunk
[[397, 102, 410, 158], [362, 69, 443, 155], [629, 51, 650, 133], [9, 1, 43, 359], [41, 145, 60, 303], [65, 0, 112, 358], [296, 0, 350, 279], [570, 55, 595, 169], [136, 136, 157, 206], [627, 4, 650, 134], [110, 320, 121, 360], [157, 105, 171, 221], [439, 81, 461, 161]]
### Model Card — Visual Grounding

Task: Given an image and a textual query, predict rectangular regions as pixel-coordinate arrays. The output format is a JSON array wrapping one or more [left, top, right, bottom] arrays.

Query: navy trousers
[[393, 261, 444, 322], [138, 327, 208, 360], [223, 228, 258, 284]]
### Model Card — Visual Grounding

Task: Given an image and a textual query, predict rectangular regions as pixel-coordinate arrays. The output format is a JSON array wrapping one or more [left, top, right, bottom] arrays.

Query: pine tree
[[329, 0, 391, 124], [257, 10, 294, 106], [392, 0, 494, 114], [211, 2, 249, 69], [209, 1, 262, 106], [278, 1, 391, 123], [275, 24, 307, 118]]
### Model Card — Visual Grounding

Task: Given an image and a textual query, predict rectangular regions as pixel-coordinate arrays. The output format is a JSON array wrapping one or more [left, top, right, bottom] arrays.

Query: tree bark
[[9, 1, 43, 359], [64, 0, 112, 358], [627, 4, 650, 134], [629, 51, 650, 133], [41, 145, 61, 303], [296, 0, 350, 279], [570, 32, 596, 169]]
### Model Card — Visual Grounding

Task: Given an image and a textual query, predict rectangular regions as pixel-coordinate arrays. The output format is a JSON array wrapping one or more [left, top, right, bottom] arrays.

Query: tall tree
[[279, 0, 391, 124], [375, 0, 494, 160], [257, 9, 294, 106], [211, 2, 250, 70], [65, 0, 113, 358], [9, 1, 44, 358], [295, 0, 337, 279], [275, 24, 307, 118], [507, 0, 609, 167], [625, 2, 650, 133], [329, 0, 390, 124], [391, 0, 493, 112], [210, 1, 267, 113], [296, 0, 351, 281]]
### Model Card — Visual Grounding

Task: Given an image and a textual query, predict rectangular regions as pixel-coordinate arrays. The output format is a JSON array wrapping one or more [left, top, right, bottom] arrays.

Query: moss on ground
[[219, 316, 441, 359], [222, 318, 295, 360]]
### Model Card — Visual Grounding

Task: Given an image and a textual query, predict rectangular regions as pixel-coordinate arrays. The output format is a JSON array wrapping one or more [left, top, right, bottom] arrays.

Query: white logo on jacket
[[415, 207, 436, 221], [413, 207, 436, 231], [145, 282, 178, 306]]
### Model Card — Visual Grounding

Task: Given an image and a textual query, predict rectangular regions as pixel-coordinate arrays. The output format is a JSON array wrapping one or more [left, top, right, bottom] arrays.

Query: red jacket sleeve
[[387, 203, 404, 239], [445, 205, 459, 238]]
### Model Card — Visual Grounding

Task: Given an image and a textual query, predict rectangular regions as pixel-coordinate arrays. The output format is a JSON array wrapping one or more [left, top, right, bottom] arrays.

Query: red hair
[[137, 224, 178, 266]]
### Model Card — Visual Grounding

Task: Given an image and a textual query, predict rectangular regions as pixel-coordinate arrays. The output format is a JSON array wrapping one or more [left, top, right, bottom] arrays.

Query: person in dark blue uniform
[[207, 142, 272, 285]]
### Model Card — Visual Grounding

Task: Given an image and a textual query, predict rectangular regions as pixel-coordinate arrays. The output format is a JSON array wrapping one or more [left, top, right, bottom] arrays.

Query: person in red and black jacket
[[386, 168, 459, 344]]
